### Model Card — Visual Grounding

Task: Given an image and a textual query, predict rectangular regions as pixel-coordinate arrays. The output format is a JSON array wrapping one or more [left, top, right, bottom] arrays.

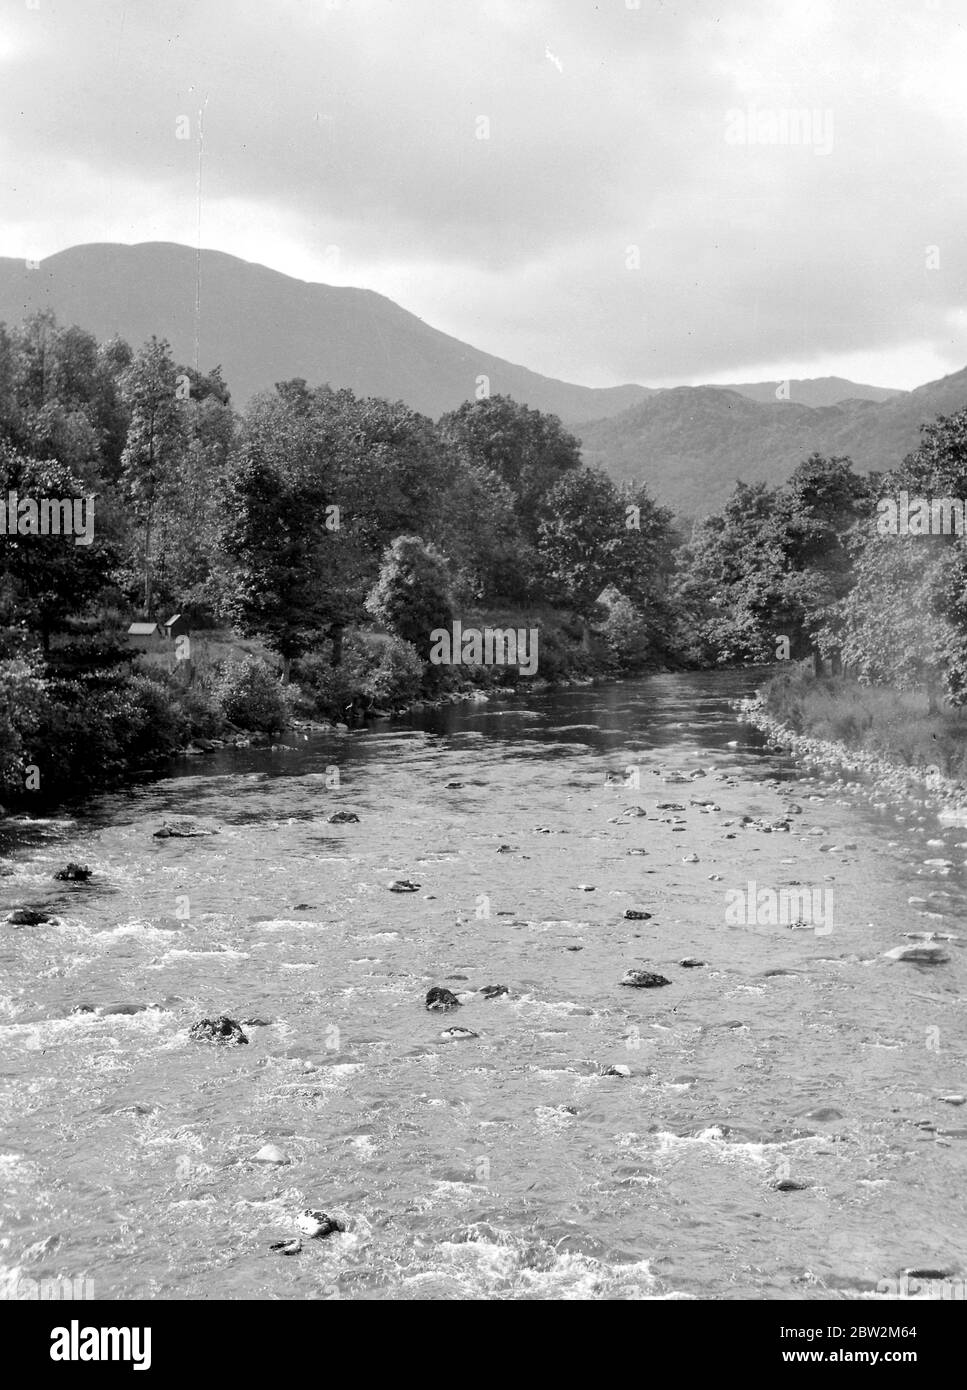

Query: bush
[[124, 672, 190, 760], [214, 655, 286, 733], [365, 536, 453, 658], [291, 647, 355, 718], [0, 657, 47, 793], [347, 632, 424, 706], [177, 681, 223, 739], [600, 594, 654, 672]]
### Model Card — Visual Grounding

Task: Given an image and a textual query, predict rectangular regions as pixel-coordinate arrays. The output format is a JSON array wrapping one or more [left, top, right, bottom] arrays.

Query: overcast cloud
[[1, 0, 965, 389]]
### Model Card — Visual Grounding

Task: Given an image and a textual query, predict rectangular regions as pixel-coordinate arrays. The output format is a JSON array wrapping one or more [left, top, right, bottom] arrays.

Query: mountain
[[0, 241, 958, 518], [0, 242, 654, 423], [713, 376, 904, 407], [576, 369, 967, 517]]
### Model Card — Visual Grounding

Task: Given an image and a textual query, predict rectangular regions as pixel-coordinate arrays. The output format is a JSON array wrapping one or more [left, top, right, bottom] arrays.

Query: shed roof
[[127, 622, 159, 635]]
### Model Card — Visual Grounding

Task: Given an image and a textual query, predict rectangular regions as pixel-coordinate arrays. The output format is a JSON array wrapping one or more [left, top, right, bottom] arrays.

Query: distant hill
[[576, 369, 967, 517], [713, 376, 904, 407], [0, 242, 654, 423], [0, 240, 958, 518]]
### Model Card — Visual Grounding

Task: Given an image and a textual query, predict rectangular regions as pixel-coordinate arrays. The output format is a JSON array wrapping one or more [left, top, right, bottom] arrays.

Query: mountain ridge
[[1, 241, 963, 517]]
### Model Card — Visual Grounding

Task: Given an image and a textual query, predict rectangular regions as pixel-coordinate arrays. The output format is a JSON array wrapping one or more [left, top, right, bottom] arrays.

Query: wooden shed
[[127, 621, 162, 651], [164, 613, 191, 642]]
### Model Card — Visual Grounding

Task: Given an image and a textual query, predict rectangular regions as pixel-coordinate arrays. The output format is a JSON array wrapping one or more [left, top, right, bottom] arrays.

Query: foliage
[[213, 655, 286, 733], [364, 535, 453, 658]]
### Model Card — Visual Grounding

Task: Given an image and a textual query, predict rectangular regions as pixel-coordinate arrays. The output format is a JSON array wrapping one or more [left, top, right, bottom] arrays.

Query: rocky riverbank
[[739, 693, 967, 822]]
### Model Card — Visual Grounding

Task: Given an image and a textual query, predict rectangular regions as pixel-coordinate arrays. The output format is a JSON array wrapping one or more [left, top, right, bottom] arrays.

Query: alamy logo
[[0, 1274, 93, 1300], [725, 880, 833, 933], [50, 1320, 151, 1371], [724, 105, 834, 156], [428, 620, 539, 677], [876, 492, 967, 535], [0, 491, 95, 546]]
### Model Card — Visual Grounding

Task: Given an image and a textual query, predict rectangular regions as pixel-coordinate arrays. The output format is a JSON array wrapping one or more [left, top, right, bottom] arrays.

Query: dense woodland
[[2, 311, 966, 802]]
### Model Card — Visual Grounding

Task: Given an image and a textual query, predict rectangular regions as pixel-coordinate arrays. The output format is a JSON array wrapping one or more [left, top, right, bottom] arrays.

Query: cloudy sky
[[1, 0, 965, 390]]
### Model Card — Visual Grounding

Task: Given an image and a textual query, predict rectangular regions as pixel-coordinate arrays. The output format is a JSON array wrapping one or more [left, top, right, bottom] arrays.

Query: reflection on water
[[0, 671, 964, 1300]]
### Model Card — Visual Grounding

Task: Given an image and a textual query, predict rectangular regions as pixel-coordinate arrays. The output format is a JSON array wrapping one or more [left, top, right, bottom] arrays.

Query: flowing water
[[1, 670, 965, 1301]]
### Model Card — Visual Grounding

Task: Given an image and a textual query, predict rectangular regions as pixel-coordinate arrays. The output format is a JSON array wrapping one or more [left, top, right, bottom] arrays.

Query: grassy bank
[[759, 663, 967, 779]]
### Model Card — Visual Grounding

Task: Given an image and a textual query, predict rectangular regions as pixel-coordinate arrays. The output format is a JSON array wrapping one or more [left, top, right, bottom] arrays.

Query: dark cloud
[[1, 0, 965, 387]]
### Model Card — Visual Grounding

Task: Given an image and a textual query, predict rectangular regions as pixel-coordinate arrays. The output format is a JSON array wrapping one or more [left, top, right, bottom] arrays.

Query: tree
[[439, 395, 582, 546], [365, 535, 453, 659], [536, 469, 628, 626], [0, 443, 116, 653], [119, 338, 187, 614]]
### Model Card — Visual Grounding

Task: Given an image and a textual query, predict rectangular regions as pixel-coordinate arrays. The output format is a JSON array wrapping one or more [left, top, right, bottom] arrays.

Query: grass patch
[[761, 663, 967, 778]]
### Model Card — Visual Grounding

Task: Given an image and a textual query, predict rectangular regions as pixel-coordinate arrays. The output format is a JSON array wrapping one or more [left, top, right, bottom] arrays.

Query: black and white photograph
[[0, 0, 964, 1356]]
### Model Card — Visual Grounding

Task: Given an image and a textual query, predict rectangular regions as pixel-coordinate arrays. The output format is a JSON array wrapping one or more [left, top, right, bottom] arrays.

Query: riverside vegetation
[[2, 309, 966, 806]]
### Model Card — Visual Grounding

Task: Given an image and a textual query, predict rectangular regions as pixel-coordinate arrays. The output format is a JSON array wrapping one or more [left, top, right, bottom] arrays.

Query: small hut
[[164, 613, 190, 643], [127, 621, 162, 651]]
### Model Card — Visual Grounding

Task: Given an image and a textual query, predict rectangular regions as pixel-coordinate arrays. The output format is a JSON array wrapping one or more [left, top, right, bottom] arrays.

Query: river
[[1, 670, 965, 1301]]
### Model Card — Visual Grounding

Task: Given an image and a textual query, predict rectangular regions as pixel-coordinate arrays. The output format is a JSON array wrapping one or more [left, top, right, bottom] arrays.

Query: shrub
[[124, 672, 190, 760], [214, 656, 286, 733], [0, 657, 47, 793], [347, 632, 424, 706], [600, 594, 654, 671], [365, 536, 453, 658]]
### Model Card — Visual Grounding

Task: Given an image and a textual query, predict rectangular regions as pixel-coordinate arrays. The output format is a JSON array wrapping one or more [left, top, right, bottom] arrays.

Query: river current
[[1, 671, 965, 1300]]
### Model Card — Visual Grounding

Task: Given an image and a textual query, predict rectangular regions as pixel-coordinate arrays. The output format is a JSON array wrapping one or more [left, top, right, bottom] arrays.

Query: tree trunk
[[281, 655, 291, 685], [143, 511, 153, 617], [812, 649, 824, 677], [330, 624, 344, 667]]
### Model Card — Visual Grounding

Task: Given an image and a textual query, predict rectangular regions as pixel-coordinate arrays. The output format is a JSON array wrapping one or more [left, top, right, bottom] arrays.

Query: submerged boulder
[[478, 984, 509, 1000], [440, 1026, 479, 1041], [327, 811, 360, 824], [54, 863, 91, 882], [425, 986, 460, 1012], [188, 1015, 249, 1044], [153, 819, 218, 839], [8, 907, 51, 925], [623, 909, 652, 921], [883, 944, 950, 965], [388, 879, 421, 893]]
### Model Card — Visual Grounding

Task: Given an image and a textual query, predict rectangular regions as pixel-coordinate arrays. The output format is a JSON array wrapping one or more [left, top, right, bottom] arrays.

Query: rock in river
[[621, 969, 671, 988], [7, 907, 51, 925], [297, 1209, 345, 1239], [425, 986, 460, 1012], [327, 811, 360, 824], [252, 1144, 290, 1165], [478, 984, 509, 1000], [883, 944, 950, 965], [269, 1238, 302, 1256], [153, 819, 218, 839], [188, 1015, 249, 1044], [389, 879, 420, 893], [440, 1026, 479, 1041], [624, 909, 652, 920], [54, 863, 91, 881]]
